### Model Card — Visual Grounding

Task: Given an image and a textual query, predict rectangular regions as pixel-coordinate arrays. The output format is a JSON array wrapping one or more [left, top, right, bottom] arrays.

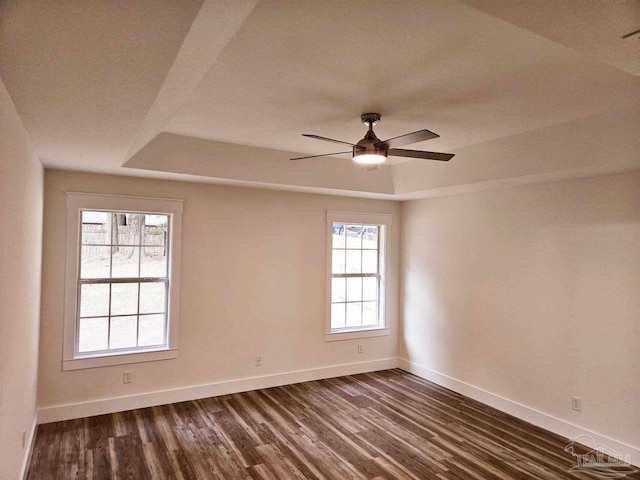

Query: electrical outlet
[[123, 371, 133, 384], [255, 355, 262, 367], [357, 344, 363, 354], [571, 396, 582, 412], [22, 430, 26, 449]]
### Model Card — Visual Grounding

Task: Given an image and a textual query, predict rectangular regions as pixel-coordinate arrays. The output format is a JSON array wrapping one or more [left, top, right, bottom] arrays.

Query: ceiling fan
[[290, 113, 454, 164]]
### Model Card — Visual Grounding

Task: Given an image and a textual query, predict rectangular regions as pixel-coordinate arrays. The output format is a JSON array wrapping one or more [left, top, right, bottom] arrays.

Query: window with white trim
[[63, 193, 183, 370], [326, 211, 391, 341]]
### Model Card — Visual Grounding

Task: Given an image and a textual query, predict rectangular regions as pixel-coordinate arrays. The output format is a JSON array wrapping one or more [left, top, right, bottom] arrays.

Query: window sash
[[331, 273, 378, 278], [75, 282, 170, 355], [78, 277, 168, 284], [64, 193, 183, 370], [329, 220, 385, 333], [75, 209, 171, 357]]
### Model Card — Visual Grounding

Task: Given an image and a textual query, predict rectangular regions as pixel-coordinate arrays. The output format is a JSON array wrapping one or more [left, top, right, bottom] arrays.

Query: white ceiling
[[1, 0, 639, 199]]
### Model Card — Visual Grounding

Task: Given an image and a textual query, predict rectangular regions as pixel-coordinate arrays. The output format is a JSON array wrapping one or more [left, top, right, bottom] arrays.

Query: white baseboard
[[36, 357, 639, 470], [37, 358, 398, 424], [20, 415, 38, 480], [398, 358, 640, 468]]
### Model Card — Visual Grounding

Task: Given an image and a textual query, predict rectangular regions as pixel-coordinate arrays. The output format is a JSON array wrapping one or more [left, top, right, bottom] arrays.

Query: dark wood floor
[[27, 369, 639, 479]]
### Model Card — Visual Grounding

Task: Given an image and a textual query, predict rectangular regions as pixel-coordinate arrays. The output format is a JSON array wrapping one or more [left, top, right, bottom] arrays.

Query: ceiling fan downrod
[[353, 113, 387, 164]]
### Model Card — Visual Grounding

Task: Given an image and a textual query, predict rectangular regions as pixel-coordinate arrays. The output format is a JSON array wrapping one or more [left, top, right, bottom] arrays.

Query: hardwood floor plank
[[27, 369, 639, 479]]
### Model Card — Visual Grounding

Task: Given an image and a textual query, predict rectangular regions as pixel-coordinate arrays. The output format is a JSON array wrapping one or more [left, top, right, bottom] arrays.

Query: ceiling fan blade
[[290, 151, 352, 161], [388, 149, 454, 161], [302, 134, 365, 149], [375, 129, 439, 149]]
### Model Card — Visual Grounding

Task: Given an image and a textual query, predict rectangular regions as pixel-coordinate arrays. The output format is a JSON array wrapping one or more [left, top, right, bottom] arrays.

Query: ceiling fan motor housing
[[353, 113, 387, 162]]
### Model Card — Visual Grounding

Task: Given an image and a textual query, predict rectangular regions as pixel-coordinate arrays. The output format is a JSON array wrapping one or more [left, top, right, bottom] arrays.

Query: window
[[63, 193, 183, 370], [326, 211, 391, 341]]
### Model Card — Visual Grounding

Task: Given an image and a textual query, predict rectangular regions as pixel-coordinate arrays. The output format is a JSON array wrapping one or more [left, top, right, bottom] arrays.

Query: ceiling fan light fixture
[[352, 152, 387, 164]]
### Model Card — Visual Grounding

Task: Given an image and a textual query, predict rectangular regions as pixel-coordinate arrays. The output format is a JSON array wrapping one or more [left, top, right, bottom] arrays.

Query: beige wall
[[39, 170, 400, 410], [0, 79, 43, 478], [400, 172, 640, 448], [29, 148, 640, 461]]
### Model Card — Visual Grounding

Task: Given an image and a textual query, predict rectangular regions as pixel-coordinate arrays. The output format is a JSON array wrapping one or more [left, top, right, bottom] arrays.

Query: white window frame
[[325, 210, 392, 342], [63, 192, 183, 370]]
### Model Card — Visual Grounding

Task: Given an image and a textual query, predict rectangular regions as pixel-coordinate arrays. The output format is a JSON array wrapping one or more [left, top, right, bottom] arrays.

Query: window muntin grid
[[330, 223, 382, 332], [76, 211, 170, 356]]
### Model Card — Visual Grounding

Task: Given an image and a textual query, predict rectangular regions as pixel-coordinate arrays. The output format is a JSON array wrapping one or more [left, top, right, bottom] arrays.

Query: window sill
[[325, 328, 389, 342], [62, 348, 178, 371]]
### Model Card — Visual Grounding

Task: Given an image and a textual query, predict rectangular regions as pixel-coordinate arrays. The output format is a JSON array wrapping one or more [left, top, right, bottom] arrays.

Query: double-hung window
[[326, 211, 391, 341], [63, 193, 183, 370]]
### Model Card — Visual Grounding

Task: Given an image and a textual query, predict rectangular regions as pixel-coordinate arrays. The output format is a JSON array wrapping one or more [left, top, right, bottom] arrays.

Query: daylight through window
[[78, 211, 169, 354], [63, 193, 182, 370], [326, 212, 391, 339]]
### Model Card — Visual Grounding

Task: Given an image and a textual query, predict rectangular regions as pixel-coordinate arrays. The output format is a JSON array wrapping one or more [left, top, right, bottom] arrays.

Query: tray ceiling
[[1, 0, 638, 198]]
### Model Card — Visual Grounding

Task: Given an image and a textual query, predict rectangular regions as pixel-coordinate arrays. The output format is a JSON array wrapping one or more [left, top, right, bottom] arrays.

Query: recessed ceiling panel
[[167, 0, 640, 160], [1, 0, 639, 198]]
